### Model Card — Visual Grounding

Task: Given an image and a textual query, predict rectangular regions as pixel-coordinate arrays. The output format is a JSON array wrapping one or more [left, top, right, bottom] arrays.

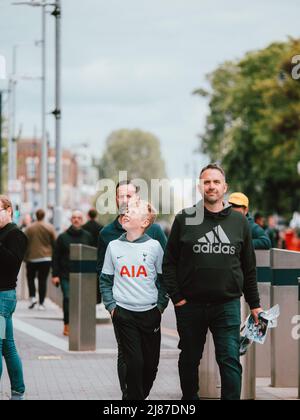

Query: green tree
[[194, 38, 300, 217], [97, 129, 168, 224], [99, 129, 166, 182]]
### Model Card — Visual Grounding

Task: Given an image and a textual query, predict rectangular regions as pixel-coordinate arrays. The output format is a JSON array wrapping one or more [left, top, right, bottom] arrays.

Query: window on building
[[26, 157, 38, 179]]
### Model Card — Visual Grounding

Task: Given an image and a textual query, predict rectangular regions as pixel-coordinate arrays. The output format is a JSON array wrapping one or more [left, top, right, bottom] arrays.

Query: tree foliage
[[99, 129, 166, 183], [195, 38, 300, 216], [97, 129, 168, 224]]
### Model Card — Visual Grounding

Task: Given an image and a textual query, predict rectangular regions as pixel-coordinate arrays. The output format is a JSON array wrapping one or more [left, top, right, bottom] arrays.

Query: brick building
[[17, 138, 78, 211]]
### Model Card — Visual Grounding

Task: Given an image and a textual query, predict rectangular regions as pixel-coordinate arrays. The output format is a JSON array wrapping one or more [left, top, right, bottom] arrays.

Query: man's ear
[[224, 182, 228, 194], [198, 181, 204, 195]]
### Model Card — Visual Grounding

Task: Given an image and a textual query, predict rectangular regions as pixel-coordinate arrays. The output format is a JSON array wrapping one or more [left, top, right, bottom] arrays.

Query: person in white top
[[100, 200, 169, 400]]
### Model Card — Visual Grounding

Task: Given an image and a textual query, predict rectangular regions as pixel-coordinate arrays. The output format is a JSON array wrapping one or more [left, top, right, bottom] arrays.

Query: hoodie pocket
[[184, 267, 242, 301]]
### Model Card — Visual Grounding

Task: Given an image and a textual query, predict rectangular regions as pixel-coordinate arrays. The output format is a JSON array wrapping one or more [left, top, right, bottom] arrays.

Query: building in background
[[17, 138, 78, 214], [72, 142, 99, 214], [16, 139, 99, 221]]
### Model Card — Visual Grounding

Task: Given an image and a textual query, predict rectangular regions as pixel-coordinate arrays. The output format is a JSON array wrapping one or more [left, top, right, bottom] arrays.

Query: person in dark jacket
[[0, 195, 28, 400], [97, 180, 167, 400], [52, 210, 93, 336], [163, 164, 263, 401], [228, 193, 271, 250], [82, 208, 103, 304], [82, 208, 103, 247]]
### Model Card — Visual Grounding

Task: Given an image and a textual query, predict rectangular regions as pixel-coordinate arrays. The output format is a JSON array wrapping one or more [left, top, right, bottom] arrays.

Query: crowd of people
[[1, 163, 300, 401]]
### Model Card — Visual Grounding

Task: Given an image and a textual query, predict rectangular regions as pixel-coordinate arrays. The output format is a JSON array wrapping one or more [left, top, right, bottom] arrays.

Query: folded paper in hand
[[240, 305, 280, 356]]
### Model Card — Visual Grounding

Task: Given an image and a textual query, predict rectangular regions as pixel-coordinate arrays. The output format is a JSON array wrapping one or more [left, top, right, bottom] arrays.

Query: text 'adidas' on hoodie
[[162, 205, 260, 310]]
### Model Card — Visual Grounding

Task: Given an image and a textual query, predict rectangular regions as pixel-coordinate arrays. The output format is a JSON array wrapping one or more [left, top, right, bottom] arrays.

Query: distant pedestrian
[[265, 216, 280, 248], [0, 195, 28, 400], [82, 209, 103, 304], [254, 212, 265, 229], [228, 193, 271, 250], [52, 211, 93, 336], [25, 209, 56, 310], [82, 208, 103, 247]]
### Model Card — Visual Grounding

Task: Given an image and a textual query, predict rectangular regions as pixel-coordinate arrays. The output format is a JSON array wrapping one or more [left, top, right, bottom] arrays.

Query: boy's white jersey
[[102, 234, 164, 312]]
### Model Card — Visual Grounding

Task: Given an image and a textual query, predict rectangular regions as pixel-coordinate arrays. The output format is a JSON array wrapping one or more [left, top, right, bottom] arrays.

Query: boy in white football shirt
[[100, 200, 169, 400]]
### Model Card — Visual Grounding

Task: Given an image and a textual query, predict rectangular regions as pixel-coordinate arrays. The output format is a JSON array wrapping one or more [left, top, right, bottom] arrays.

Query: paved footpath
[[0, 300, 298, 400]]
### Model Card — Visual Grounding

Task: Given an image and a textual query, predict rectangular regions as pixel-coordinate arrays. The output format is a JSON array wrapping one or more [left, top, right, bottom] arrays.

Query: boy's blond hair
[[129, 199, 157, 228]]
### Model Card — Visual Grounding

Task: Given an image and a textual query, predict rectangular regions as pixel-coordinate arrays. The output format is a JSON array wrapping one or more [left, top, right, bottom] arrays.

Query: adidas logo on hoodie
[[193, 225, 236, 255]]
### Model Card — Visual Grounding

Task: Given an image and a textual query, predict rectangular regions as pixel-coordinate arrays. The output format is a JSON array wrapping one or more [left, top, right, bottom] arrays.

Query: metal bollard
[[271, 249, 300, 387], [199, 297, 256, 400], [69, 244, 97, 351], [255, 250, 272, 378]]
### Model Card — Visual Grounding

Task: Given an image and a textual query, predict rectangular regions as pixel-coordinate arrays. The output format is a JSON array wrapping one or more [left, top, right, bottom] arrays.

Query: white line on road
[[14, 318, 69, 352], [14, 318, 179, 355]]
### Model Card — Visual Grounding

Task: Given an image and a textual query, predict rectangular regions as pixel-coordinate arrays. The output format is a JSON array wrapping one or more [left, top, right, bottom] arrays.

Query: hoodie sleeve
[[52, 234, 64, 278], [162, 216, 184, 305], [154, 243, 169, 312], [96, 230, 107, 279], [241, 221, 261, 309], [99, 244, 116, 313]]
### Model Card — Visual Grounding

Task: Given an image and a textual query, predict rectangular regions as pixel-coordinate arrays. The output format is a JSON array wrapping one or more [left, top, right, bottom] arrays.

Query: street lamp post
[[41, 0, 47, 210], [12, 0, 49, 211], [52, 0, 62, 232], [12, 0, 62, 231], [8, 45, 18, 185]]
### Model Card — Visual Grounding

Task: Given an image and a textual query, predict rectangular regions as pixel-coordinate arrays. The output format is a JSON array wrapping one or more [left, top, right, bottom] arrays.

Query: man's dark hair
[[88, 208, 97, 220], [36, 209, 45, 221], [116, 180, 140, 195], [254, 212, 264, 222], [200, 163, 226, 179]]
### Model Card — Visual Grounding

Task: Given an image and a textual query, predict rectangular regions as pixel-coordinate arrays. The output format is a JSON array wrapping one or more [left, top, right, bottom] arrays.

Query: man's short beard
[[204, 195, 220, 205]]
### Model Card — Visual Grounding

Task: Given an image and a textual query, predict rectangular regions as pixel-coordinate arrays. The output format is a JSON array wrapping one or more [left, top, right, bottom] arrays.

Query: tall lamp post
[[8, 45, 18, 185], [12, 0, 62, 231], [12, 0, 49, 211], [52, 0, 62, 232]]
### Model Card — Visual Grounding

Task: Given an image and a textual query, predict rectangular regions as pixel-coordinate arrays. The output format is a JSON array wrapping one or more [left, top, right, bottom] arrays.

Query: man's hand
[[175, 299, 187, 307], [52, 277, 60, 287], [111, 309, 115, 318], [251, 308, 264, 325]]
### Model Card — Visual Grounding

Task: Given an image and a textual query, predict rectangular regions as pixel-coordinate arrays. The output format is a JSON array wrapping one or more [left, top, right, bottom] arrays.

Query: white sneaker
[[11, 391, 25, 400], [28, 298, 37, 309], [38, 304, 46, 311]]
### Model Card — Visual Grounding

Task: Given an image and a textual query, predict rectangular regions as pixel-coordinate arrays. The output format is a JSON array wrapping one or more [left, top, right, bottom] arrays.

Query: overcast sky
[[0, 0, 299, 179]]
